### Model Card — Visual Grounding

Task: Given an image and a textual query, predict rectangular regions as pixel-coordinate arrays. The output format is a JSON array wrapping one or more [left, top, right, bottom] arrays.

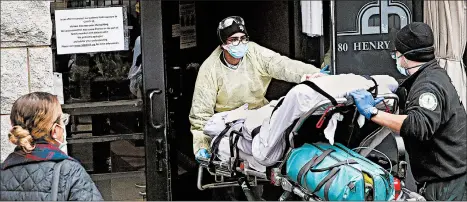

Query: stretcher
[[197, 93, 425, 201]]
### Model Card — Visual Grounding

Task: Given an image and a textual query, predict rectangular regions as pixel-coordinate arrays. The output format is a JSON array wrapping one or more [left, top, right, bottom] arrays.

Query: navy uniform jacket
[[399, 59, 467, 183]]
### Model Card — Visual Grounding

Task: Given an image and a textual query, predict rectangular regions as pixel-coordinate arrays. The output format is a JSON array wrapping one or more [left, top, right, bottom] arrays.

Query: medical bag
[[286, 142, 394, 201]]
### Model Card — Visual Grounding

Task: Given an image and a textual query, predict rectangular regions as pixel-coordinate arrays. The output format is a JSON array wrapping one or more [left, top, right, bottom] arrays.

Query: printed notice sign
[[55, 7, 125, 55], [179, 2, 197, 49], [53, 73, 64, 104]]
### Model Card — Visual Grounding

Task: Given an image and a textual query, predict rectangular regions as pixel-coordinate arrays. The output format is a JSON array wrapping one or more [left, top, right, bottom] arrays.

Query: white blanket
[[204, 100, 280, 140], [204, 74, 399, 169], [204, 102, 278, 172]]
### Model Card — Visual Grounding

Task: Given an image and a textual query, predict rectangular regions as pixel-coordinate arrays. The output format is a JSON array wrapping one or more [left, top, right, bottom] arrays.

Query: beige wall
[[1, 1, 54, 161]]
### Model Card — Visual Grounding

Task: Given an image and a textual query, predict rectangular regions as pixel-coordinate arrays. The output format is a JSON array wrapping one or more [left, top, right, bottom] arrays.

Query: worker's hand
[[301, 65, 331, 81], [349, 90, 384, 119], [195, 148, 211, 162], [320, 65, 331, 75], [301, 72, 328, 82]]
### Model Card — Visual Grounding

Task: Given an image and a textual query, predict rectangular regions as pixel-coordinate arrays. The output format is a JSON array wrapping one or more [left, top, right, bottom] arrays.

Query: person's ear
[[50, 124, 59, 139]]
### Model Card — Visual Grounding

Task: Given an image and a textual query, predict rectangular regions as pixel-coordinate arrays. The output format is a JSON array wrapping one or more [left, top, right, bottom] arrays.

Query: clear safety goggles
[[218, 16, 245, 30], [49, 113, 70, 134], [54, 113, 70, 126], [61, 113, 70, 126], [390, 50, 400, 60]]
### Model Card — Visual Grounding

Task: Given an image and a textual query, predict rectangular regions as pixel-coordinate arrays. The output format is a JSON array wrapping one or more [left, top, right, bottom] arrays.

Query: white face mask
[[54, 125, 68, 154], [224, 43, 249, 59], [396, 57, 408, 76]]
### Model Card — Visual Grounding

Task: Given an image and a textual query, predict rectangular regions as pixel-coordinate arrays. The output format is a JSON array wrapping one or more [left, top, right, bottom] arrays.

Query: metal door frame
[[140, 1, 172, 200]]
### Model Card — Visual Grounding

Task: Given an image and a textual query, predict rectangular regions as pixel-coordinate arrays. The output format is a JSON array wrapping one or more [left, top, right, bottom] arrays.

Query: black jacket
[[399, 59, 467, 183], [1, 159, 103, 201]]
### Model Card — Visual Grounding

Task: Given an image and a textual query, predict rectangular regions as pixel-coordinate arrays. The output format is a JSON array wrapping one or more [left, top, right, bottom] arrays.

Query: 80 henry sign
[[334, 0, 413, 79]]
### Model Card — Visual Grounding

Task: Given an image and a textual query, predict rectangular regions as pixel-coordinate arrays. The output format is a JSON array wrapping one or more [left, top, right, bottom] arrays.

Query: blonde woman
[[0, 92, 103, 201]]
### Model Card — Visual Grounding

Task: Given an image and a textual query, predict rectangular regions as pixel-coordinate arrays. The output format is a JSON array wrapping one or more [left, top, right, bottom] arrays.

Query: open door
[[140, 1, 173, 200]]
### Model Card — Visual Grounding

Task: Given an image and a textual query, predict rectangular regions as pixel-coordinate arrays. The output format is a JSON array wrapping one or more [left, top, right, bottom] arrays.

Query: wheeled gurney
[[197, 90, 425, 201]]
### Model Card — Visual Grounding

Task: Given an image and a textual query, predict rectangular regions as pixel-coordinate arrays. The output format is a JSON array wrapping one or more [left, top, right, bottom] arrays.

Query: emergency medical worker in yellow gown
[[190, 16, 327, 159]]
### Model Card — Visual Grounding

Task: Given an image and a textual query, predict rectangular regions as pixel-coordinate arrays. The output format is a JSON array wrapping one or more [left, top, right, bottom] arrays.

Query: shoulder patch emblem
[[419, 92, 438, 111]]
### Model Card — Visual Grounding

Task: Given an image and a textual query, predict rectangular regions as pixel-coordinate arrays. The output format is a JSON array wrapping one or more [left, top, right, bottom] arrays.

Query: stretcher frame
[[197, 93, 425, 201]]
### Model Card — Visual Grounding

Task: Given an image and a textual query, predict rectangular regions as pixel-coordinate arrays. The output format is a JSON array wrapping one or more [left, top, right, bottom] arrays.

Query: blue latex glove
[[320, 65, 331, 75], [195, 148, 211, 162], [349, 90, 384, 119]]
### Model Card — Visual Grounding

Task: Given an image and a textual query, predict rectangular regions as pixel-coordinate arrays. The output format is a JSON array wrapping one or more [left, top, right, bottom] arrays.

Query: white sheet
[[212, 136, 266, 172], [204, 74, 399, 169], [252, 74, 398, 166], [203, 102, 276, 172]]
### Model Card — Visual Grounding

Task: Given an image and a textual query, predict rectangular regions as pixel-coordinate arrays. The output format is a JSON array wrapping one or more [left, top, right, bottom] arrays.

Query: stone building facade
[[1, 1, 54, 161]]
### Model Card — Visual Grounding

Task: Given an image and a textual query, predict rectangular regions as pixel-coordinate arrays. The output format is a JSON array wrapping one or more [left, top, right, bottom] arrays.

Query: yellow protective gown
[[189, 42, 320, 154]]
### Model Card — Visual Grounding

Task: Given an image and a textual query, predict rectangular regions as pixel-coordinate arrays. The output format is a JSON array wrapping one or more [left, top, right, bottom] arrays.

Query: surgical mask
[[392, 47, 433, 76], [396, 57, 408, 76], [395, 56, 422, 76], [54, 124, 68, 154], [226, 43, 248, 59]]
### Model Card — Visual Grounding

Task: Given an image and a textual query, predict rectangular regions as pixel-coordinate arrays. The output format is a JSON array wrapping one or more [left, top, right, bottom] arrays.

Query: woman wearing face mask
[[190, 16, 326, 161], [350, 22, 466, 201], [1, 92, 103, 201]]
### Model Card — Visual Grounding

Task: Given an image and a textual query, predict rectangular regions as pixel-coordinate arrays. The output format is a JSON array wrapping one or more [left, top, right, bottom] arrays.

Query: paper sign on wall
[[179, 2, 197, 49], [53, 72, 64, 104], [172, 24, 181, 38], [55, 7, 125, 55]]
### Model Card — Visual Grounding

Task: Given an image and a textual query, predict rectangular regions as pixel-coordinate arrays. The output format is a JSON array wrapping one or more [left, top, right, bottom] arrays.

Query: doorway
[[52, 0, 146, 200], [51, 1, 326, 200], [140, 1, 318, 200]]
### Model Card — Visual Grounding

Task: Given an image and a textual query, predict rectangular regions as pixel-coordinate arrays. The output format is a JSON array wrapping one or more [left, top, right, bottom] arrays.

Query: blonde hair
[[8, 92, 62, 153]]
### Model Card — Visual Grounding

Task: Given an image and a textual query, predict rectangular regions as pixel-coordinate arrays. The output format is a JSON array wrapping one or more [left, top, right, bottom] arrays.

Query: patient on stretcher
[[203, 74, 399, 171]]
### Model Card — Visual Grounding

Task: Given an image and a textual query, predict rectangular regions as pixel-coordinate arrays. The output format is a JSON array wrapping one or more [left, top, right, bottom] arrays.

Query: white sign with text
[[55, 7, 125, 55]]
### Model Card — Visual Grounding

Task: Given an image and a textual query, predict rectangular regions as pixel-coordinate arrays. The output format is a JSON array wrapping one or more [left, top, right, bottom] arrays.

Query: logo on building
[[337, 0, 411, 36]]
